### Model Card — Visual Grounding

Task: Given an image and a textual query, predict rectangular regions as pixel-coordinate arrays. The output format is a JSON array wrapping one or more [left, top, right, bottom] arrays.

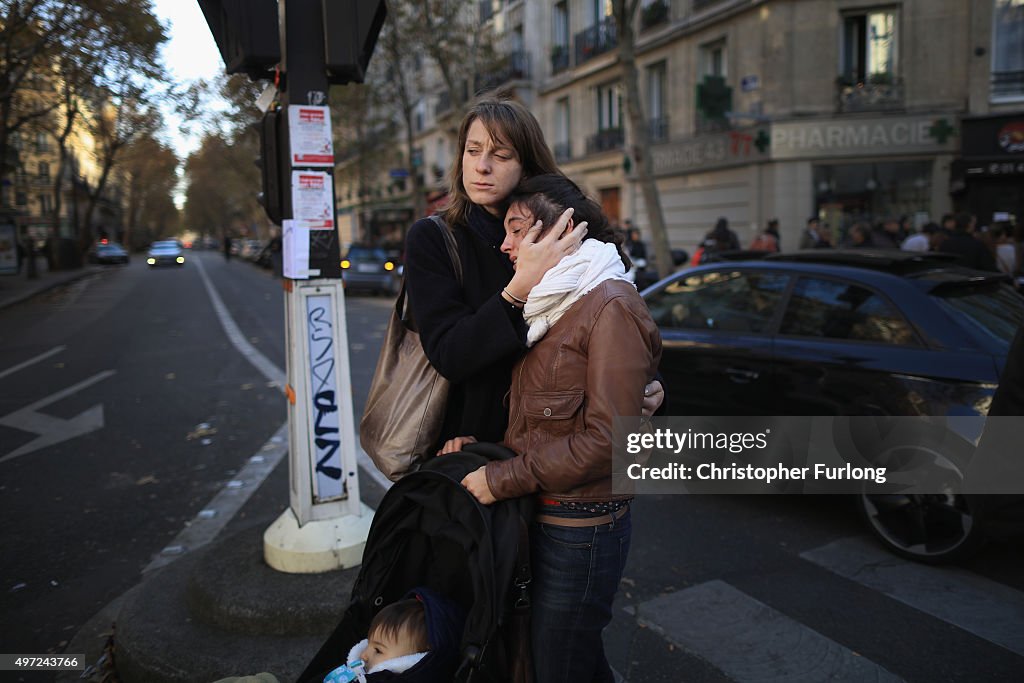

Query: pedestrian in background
[[993, 222, 1018, 276], [750, 219, 780, 252], [800, 217, 832, 249], [702, 217, 740, 252], [870, 216, 901, 249], [846, 222, 874, 248], [938, 212, 997, 271], [901, 222, 937, 252]]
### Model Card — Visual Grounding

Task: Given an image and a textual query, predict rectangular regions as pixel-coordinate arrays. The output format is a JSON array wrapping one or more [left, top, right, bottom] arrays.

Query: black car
[[641, 249, 1024, 563], [341, 245, 400, 295]]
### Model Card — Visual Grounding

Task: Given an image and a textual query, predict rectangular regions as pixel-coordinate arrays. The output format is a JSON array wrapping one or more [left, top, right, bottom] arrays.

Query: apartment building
[[7, 91, 122, 252], [336, 0, 1024, 251]]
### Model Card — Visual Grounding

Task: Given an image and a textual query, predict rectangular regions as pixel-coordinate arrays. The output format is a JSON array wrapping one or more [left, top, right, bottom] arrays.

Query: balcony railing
[[586, 128, 624, 155], [641, 0, 669, 31], [648, 116, 670, 143], [836, 74, 905, 113], [992, 70, 1024, 99], [575, 17, 617, 65], [475, 51, 531, 92], [554, 141, 572, 163], [551, 45, 570, 74]]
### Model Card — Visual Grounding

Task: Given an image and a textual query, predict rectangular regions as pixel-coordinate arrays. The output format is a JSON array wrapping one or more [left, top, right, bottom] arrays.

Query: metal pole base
[[263, 503, 373, 573]]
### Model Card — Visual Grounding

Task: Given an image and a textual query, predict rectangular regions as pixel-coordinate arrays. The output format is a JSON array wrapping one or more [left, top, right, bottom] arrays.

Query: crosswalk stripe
[[629, 580, 904, 682], [801, 536, 1024, 656]]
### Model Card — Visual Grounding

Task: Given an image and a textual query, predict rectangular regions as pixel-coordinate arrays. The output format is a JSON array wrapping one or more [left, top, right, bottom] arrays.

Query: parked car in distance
[[341, 245, 400, 295], [146, 240, 185, 267], [641, 249, 1024, 563], [88, 241, 129, 265]]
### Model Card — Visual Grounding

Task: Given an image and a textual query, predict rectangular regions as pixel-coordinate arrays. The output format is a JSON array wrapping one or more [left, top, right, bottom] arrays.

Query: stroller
[[298, 443, 534, 683]]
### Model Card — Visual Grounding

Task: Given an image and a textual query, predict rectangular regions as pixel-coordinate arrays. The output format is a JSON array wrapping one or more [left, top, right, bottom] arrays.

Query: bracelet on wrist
[[503, 287, 528, 305]]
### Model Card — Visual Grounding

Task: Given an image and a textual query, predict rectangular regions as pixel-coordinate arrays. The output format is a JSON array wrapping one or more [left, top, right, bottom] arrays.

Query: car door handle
[[725, 368, 760, 382]]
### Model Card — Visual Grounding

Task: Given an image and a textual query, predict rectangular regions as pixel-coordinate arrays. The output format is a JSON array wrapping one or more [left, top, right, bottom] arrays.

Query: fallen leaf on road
[[165, 373, 175, 380], [187, 424, 218, 440], [136, 475, 158, 485], [240, 383, 255, 390]]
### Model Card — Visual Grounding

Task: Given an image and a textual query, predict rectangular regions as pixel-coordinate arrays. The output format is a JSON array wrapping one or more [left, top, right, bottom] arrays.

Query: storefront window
[[813, 161, 932, 244], [992, 0, 1024, 99]]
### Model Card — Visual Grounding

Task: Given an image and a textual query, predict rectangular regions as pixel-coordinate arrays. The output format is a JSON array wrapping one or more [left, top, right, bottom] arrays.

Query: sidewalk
[[0, 255, 106, 310]]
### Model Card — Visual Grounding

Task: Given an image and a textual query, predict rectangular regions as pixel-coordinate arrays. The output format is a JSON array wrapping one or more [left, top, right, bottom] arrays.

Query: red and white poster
[[288, 105, 334, 167], [291, 171, 334, 229]]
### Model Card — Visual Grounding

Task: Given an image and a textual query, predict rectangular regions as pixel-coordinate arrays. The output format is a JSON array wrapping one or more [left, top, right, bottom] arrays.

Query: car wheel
[[857, 493, 986, 564]]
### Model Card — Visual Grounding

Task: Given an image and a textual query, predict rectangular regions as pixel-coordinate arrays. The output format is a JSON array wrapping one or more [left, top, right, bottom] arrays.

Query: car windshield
[[346, 247, 388, 261], [932, 282, 1024, 349], [152, 241, 180, 249]]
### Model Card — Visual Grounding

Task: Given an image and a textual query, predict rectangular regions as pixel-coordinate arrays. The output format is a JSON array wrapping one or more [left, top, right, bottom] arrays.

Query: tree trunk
[[615, 0, 674, 279]]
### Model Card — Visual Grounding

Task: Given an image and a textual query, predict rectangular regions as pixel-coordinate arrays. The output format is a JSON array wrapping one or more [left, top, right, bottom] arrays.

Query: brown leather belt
[[534, 505, 629, 527]]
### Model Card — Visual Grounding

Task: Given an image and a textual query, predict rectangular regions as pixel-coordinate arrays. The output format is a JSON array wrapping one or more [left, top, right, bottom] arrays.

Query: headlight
[[176, 256, 185, 263], [147, 258, 155, 265], [384, 261, 395, 271], [341, 259, 351, 269]]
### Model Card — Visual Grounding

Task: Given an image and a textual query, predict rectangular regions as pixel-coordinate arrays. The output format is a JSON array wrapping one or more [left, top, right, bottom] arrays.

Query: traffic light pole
[[261, 0, 371, 573], [198, 0, 385, 573]]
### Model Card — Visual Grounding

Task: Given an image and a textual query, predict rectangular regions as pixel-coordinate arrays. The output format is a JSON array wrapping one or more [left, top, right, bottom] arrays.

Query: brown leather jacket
[[485, 279, 662, 502]]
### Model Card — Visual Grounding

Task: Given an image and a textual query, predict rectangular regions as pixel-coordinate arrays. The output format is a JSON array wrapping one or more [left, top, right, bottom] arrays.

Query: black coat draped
[[404, 206, 528, 446]]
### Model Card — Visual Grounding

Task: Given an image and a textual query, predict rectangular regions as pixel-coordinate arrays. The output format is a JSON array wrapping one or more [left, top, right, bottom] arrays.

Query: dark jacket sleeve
[[404, 218, 527, 384]]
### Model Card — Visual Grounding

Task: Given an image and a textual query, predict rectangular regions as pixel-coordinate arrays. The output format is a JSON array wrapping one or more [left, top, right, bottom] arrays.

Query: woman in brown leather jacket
[[459, 174, 662, 683]]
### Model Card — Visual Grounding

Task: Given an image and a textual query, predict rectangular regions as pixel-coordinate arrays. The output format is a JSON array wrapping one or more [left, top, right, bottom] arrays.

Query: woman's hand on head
[[641, 380, 664, 418], [507, 207, 588, 297], [437, 435, 477, 455], [461, 466, 496, 504]]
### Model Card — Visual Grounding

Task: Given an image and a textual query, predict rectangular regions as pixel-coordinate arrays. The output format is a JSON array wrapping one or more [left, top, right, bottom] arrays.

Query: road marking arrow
[[0, 370, 115, 463]]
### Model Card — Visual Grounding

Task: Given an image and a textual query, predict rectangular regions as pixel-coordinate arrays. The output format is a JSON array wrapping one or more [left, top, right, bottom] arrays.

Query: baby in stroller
[[324, 597, 429, 682], [323, 587, 464, 683]]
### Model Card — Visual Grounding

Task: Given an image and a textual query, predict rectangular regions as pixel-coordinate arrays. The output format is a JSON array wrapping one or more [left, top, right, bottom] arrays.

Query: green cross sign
[[754, 130, 770, 154], [928, 118, 957, 144]]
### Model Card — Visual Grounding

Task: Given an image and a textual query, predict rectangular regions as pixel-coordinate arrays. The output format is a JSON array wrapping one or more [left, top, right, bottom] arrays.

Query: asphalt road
[[1, 251, 1022, 682], [0, 251, 393, 660]]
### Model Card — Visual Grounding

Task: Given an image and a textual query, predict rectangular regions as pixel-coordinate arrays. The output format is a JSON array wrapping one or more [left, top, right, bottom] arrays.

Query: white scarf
[[523, 240, 634, 347]]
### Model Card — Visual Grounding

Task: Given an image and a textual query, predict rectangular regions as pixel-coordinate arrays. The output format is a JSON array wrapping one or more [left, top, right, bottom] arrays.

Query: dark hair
[[807, 216, 819, 226], [954, 212, 974, 232], [921, 222, 940, 235], [368, 599, 429, 654], [442, 92, 560, 230], [507, 174, 631, 271]]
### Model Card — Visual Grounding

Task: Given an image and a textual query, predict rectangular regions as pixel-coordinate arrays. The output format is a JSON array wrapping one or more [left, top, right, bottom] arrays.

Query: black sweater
[[404, 206, 528, 445]]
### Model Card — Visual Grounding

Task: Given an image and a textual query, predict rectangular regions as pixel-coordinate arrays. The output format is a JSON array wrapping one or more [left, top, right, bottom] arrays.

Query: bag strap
[[398, 215, 463, 329], [429, 214, 463, 286]]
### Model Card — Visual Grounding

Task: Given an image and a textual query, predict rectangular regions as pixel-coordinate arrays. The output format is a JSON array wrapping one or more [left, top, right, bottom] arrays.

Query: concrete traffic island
[[114, 525, 357, 683]]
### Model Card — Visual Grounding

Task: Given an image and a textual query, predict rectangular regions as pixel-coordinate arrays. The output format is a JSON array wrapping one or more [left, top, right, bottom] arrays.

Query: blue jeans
[[530, 509, 631, 683]]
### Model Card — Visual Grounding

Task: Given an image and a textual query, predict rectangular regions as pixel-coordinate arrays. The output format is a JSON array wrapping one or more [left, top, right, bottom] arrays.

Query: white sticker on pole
[[282, 220, 321, 279], [288, 105, 334, 167], [291, 171, 334, 229], [306, 294, 344, 501]]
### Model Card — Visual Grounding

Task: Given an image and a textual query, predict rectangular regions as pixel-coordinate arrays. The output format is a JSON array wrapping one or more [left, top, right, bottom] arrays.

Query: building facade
[[335, 0, 1024, 253]]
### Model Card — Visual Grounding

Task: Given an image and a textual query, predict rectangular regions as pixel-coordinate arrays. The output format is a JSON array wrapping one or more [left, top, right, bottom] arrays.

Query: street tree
[[377, 2, 427, 218], [0, 0, 165, 208], [46, 0, 166, 240], [406, 0, 502, 139], [612, 0, 673, 279], [119, 132, 179, 249]]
